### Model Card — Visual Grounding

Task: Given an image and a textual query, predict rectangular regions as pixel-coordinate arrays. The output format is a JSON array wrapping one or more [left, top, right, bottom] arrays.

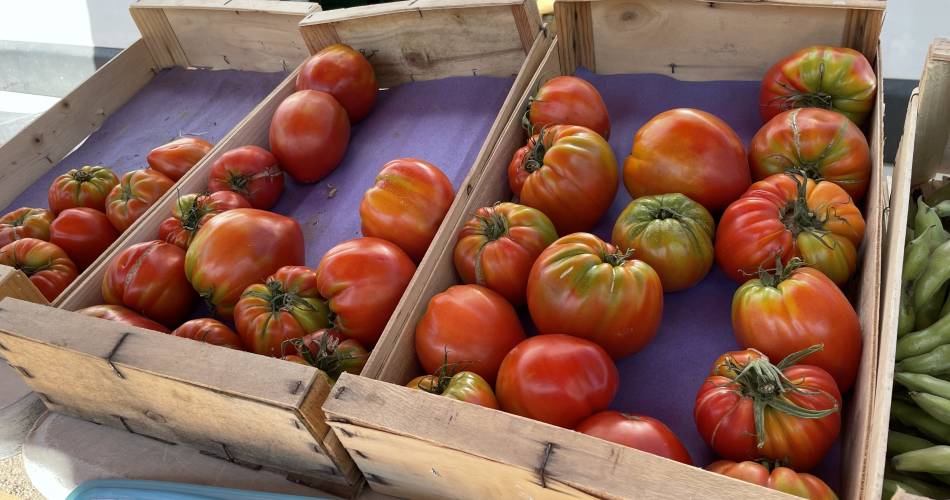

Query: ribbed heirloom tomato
[[284, 329, 368, 379], [528, 76, 610, 138], [706, 461, 837, 500], [207, 146, 284, 209], [575, 411, 692, 465], [147, 136, 213, 181], [173, 318, 245, 350], [407, 370, 498, 409], [76, 304, 170, 333], [105, 169, 175, 232], [102, 240, 197, 326], [48, 166, 119, 214], [0, 208, 53, 248], [50, 208, 119, 269], [269, 90, 350, 183], [0, 238, 77, 302], [158, 191, 251, 249], [296, 44, 377, 123]]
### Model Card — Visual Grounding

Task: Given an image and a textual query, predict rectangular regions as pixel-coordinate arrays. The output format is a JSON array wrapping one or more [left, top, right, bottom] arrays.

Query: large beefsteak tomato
[[48, 166, 119, 214], [0, 238, 77, 302], [284, 329, 368, 379], [575, 411, 692, 465], [50, 207, 119, 269], [173, 318, 244, 350], [528, 76, 610, 139], [158, 191, 251, 249], [707, 460, 837, 500], [147, 136, 213, 181], [207, 145, 284, 209], [76, 304, 170, 333], [102, 240, 197, 326], [105, 169, 174, 232], [0, 208, 53, 248], [296, 44, 377, 123], [269, 90, 350, 183]]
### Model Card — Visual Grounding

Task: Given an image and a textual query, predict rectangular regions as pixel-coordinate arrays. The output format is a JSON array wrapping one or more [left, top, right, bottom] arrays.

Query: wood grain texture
[[843, 8, 884, 62], [301, 0, 527, 24], [911, 38, 950, 184], [130, 7, 188, 68], [554, 1, 593, 74], [0, 266, 49, 305], [132, 0, 319, 15]]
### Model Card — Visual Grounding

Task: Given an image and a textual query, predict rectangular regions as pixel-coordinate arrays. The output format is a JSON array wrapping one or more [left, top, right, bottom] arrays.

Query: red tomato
[[0, 238, 77, 302], [105, 169, 175, 232], [158, 191, 251, 249], [528, 76, 610, 139], [750, 108, 870, 201], [407, 370, 498, 409], [49, 208, 119, 270], [146, 136, 213, 181], [102, 240, 197, 326], [284, 329, 369, 379], [173, 318, 245, 350], [496, 334, 618, 428], [315, 237, 416, 348], [48, 166, 119, 214], [575, 411, 692, 465], [360, 158, 454, 262], [715, 173, 865, 285], [707, 461, 837, 500], [0, 208, 53, 248], [76, 304, 170, 333], [761, 45, 876, 126], [508, 125, 618, 233], [453, 203, 557, 305], [527, 233, 663, 359], [694, 347, 841, 470], [415, 284, 525, 384], [624, 108, 750, 213], [269, 90, 350, 183], [296, 44, 377, 123], [207, 145, 284, 209], [185, 209, 304, 320]]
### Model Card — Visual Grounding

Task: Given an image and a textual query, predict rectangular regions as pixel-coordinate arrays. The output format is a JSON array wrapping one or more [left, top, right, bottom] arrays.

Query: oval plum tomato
[[527, 233, 663, 359], [76, 304, 170, 333], [749, 108, 870, 201], [102, 240, 197, 326], [48, 166, 119, 214], [761, 45, 876, 126], [50, 207, 119, 269], [315, 237, 416, 348], [359, 158, 454, 262], [624, 108, 750, 213], [415, 284, 525, 384], [408, 369, 498, 409], [732, 258, 861, 391], [296, 44, 377, 123], [706, 461, 838, 500], [105, 169, 175, 232], [0, 238, 77, 302], [715, 173, 865, 285], [496, 334, 618, 428], [185, 208, 304, 320], [283, 329, 369, 379], [158, 191, 251, 249], [575, 411, 692, 465], [173, 318, 244, 350], [528, 76, 610, 139], [207, 145, 284, 209], [234, 266, 331, 356], [453, 203, 557, 305], [0, 208, 53, 248], [146, 136, 213, 181], [269, 90, 350, 183], [694, 346, 841, 471], [611, 193, 714, 292], [508, 125, 617, 233]]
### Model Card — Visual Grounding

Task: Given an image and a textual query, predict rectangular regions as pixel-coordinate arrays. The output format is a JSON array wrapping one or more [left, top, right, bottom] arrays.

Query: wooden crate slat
[[130, 7, 188, 68], [911, 38, 950, 184], [0, 266, 49, 306], [131, 0, 320, 15]]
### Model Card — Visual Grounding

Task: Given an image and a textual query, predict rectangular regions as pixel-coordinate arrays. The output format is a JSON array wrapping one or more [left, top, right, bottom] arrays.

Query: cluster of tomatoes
[[410, 45, 876, 498]]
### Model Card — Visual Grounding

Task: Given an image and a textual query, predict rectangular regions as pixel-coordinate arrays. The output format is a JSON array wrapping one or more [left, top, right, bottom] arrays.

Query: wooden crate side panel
[[0, 266, 49, 305], [911, 38, 950, 184], [130, 7, 188, 68], [132, 0, 320, 15]]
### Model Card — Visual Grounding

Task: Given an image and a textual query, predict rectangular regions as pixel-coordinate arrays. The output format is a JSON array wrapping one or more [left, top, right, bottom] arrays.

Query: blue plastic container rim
[[67, 479, 333, 500]]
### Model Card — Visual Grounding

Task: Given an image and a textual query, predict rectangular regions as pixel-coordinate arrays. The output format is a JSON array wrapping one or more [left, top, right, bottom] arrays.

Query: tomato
[[715, 173, 865, 285], [760, 45, 876, 126], [694, 347, 841, 470], [296, 44, 377, 123], [207, 145, 284, 209], [408, 369, 498, 409], [158, 191, 251, 249], [269, 90, 350, 183], [172, 318, 245, 350], [575, 411, 692, 465], [360, 158, 454, 262], [102, 240, 197, 326], [105, 169, 175, 232], [707, 461, 838, 500], [0, 208, 53, 248], [316, 237, 416, 348], [415, 284, 525, 384], [749, 108, 870, 201], [0, 238, 77, 302], [186, 209, 304, 320], [147, 136, 213, 181], [496, 334, 618, 428], [234, 266, 331, 356], [508, 125, 617, 233], [623, 109, 750, 213], [76, 304, 170, 333], [453, 203, 557, 305], [283, 329, 369, 379], [49, 208, 119, 270], [611, 193, 714, 292], [527, 233, 663, 359], [528, 76, 610, 139], [48, 166, 119, 214]]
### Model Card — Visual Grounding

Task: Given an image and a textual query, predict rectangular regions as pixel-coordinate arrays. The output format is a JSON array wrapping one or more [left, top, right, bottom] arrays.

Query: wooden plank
[[554, 1, 593, 74], [0, 39, 156, 210], [132, 0, 319, 15], [567, 0, 884, 6], [843, 8, 884, 62], [0, 266, 49, 306], [129, 6, 188, 68], [911, 38, 950, 184], [301, 0, 527, 24]]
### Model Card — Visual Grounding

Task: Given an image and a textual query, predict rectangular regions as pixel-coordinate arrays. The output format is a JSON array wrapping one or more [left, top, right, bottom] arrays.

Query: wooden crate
[[322, 1, 887, 499]]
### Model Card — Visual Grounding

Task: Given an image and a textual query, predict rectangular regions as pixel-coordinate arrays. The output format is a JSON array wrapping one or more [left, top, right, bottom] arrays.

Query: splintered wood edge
[[0, 266, 49, 306]]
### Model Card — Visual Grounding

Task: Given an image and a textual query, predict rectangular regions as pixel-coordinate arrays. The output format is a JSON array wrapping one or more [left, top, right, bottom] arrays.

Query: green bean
[[942, 289, 950, 319], [882, 478, 921, 498], [898, 345, 950, 375], [889, 430, 935, 455], [901, 286, 918, 338], [919, 282, 950, 330], [891, 400, 950, 442], [886, 468, 950, 498], [913, 392, 950, 426], [897, 315, 950, 360], [914, 240, 950, 309], [915, 197, 947, 250], [894, 446, 950, 474], [906, 226, 937, 283], [897, 373, 950, 400], [935, 200, 950, 219]]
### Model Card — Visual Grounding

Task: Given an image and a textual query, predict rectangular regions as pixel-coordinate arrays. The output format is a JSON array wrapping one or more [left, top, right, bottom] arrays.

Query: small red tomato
[[0, 238, 77, 302], [48, 166, 119, 214], [147, 136, 213, 181], [575, 411, 692, 465], [76, 304, 171, 333], [407, 369, 499, 409], [158, 191, 251, 249], [102, 240, 197, 326], [0, 208, 54, 248], [105, 169, 175, 232], [207, 145, 284, 209], [496, 334, 618, 428], [707, 461, 838, 500], [284, 329, 369, 379], [172, 318, 245, 350], [528, 76, 610, 139], [296, 44, 377, 123], [269, 90, 350, 184], [49, 208, 119, 270]]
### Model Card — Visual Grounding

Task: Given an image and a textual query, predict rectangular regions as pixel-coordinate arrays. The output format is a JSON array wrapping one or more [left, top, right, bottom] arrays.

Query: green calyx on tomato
[[780, 174, 832, 239], [755, 256, 805, 288], [475, 208, 510, 242], [245, 279, 329, 323], [602, 247, 634, 267], [70, 168, 96, 184], [281, 331, 365, 379], [521, 128, 548, 174], [769, 84, 833, 113]]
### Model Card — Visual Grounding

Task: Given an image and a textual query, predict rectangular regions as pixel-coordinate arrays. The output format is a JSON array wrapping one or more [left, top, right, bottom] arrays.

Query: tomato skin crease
[[707, 460, 838, 499], [0, 237, 78, 302], [102, 240, 197, 327], [0, 207, 53, 248], [48, 166, 119, 215], [173, 318, 245, 350], [105, 169, 175, 232], [147, 136, 213, 181]]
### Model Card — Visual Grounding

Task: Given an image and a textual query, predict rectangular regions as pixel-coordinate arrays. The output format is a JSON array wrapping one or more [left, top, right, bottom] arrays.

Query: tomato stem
[[71, 169, 93, 183], [476, 208, 510, 242], [757, 255, 805, 288], [522, 128, 548, 174], [603, 248, 634, 267]]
